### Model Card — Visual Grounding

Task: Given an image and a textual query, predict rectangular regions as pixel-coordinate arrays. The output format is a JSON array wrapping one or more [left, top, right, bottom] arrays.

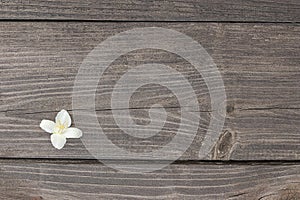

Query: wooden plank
[[0, 159, 299, 199], [0, 0, 299, 22], [0, 22, 299, 160]]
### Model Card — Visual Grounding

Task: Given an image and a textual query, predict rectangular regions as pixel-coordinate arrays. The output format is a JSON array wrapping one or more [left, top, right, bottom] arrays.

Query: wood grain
[[0, 22, 299, 160], [1, 1, 299, 199], [0, 0, 299, 22], [0, 159, 299, 199]]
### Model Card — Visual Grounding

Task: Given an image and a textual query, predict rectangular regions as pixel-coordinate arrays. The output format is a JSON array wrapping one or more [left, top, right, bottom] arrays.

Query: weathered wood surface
[[0, 22, 299, 160], [1, 1, 299, 199], [0, 0, 299, 22], [0, 159, 299, 200]]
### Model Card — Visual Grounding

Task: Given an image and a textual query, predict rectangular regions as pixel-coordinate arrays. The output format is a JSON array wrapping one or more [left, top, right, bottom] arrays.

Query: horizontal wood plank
[[0, 0, 299, 22], [0, 22, 299, 160], [0, 159, 299, 199]]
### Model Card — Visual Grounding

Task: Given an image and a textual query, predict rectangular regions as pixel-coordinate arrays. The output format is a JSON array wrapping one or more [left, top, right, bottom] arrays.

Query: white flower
[[40, 109, 82, 149]]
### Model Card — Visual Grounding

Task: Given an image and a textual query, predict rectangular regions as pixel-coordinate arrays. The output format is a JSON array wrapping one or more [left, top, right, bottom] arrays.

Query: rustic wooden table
[[0, 1, 299, 199]]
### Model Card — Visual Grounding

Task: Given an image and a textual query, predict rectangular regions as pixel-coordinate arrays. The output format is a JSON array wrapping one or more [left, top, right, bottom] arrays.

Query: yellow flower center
[[54, 120, 67, 134]]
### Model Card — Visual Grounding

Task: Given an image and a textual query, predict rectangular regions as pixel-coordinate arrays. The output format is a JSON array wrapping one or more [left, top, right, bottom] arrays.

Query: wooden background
[[0, 0, 300, 199]]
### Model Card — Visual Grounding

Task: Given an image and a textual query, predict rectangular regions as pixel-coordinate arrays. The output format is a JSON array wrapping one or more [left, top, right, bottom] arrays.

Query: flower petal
[[55, 109, 71, 127], [63, 127, 82, 138], [50, 134, 67, 149], [40, 120, 55, 133]]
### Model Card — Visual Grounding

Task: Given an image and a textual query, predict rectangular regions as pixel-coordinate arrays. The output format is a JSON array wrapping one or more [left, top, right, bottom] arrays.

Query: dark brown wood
[[0, 159, 299, 199], [0, 22, 299, 160], [0, 1, 299, 199], [0, 0, 299, 22]]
